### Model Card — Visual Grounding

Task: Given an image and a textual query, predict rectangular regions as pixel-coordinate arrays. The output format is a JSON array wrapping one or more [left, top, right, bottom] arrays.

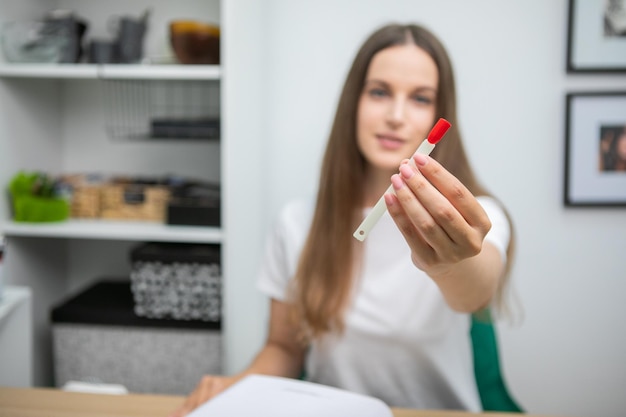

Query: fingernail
[[399, 164, 414, 179], [413, 153, 428, 167], [384, 193, 395, 206], [391, 174, 404, 190]]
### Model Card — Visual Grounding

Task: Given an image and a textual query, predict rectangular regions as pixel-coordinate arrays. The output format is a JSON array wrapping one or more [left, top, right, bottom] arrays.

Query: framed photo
[[567, 0, 626, 72], [564, 92, 626, 206]]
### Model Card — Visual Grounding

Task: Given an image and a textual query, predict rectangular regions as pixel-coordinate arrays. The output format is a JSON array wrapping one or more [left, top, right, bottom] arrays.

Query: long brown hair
[[291, 23, 515, 340]]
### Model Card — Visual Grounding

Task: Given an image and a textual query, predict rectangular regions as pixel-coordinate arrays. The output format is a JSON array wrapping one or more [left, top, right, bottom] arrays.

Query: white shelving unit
[[0, 0, 269, 389]]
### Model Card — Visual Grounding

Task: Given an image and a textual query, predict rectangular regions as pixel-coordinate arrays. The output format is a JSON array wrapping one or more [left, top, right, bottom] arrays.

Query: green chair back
[[471, 310, 523, 412]]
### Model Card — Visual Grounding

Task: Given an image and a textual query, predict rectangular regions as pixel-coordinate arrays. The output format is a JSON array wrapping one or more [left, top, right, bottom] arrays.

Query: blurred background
[[0, 1, 625, 417]]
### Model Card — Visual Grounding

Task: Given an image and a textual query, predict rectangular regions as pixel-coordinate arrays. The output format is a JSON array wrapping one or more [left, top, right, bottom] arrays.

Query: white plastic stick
[[352, 140, 435, 241]]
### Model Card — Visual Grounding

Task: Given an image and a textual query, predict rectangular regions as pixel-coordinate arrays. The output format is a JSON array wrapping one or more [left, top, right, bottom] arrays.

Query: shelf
[[102, 65, 221, 80], [1, 220, 222, 243], [0, 64, 221, 80]]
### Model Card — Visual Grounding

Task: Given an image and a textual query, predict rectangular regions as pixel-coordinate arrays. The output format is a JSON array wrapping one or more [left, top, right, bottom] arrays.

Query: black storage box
[[166, 182, 220, 226], [150, 117, 220, 139], [51, 280, 222, 394], [130, 242, 221, 322]]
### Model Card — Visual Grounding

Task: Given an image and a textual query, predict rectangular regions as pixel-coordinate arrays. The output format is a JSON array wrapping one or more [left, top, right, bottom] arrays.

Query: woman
[[172, 22, 515, 416]]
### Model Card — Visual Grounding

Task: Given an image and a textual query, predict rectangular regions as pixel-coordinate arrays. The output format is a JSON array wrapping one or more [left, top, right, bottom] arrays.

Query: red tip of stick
[[427, 118, 451, 144]]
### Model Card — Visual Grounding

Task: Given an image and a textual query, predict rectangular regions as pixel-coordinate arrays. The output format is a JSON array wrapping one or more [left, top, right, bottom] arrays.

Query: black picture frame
[[564, 92, 626, 206], [566, 0, 626, 73]]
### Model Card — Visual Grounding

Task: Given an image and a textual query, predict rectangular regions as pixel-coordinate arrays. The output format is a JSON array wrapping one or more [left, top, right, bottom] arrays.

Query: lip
[[376, 133, 405, 150]]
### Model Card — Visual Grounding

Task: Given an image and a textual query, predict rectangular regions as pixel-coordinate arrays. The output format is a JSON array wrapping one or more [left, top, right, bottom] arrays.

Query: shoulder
[[276, 199, 315, 233], [476, 196, 507, 221], [476, 196, 511, 260], [265, 199, 316, 250], [257, 199, 315, 301]]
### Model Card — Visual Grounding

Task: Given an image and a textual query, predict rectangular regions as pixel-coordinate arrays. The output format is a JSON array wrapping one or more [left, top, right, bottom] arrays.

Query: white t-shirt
[[257, 197, 510, 411]]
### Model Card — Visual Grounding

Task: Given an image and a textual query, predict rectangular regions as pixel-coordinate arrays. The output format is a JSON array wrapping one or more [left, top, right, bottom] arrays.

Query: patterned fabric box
[[130, 242, 221, 322]]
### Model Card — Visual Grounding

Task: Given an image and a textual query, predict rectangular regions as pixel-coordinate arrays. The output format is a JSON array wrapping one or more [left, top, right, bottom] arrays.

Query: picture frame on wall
[[566, 0, 626, 73], [564, 92, 626, 206]]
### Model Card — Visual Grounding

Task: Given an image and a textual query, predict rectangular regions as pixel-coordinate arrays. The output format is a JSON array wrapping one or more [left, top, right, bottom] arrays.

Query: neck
[[362, 167, 395, 207]]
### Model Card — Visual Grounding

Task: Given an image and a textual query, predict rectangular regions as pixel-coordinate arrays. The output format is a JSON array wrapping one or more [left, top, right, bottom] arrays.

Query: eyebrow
[[363, 79, 437, 93]]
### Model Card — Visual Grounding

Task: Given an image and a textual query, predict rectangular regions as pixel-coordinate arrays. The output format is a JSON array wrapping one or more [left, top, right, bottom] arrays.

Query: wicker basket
[[63, 174, 107, 219], [71, 185, 102, 218], [100, 184, 170, 222]]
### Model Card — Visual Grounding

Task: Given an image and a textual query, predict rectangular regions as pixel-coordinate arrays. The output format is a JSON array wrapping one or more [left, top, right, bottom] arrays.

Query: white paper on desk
[[186, 374, 393, 417]]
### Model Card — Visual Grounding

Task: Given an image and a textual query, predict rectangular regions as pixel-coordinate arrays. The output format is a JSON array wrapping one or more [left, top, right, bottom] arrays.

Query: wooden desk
[[0, 387, 540, 417]]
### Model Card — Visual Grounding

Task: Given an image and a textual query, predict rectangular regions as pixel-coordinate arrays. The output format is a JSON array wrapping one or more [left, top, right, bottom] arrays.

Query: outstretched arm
[[170, 299, 306, 416], [385, 153, 505, 313]]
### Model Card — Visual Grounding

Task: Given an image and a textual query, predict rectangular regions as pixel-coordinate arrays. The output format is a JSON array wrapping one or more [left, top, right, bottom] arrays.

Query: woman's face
[[356, 44, 438, 177]]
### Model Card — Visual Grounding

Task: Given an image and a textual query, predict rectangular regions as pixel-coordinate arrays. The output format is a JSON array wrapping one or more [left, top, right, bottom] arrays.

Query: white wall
[[253, 1, 626, 417]]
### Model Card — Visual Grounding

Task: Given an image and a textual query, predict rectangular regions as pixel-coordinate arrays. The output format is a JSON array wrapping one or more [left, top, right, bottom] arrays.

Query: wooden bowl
[[170, 20, 220, 65]]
